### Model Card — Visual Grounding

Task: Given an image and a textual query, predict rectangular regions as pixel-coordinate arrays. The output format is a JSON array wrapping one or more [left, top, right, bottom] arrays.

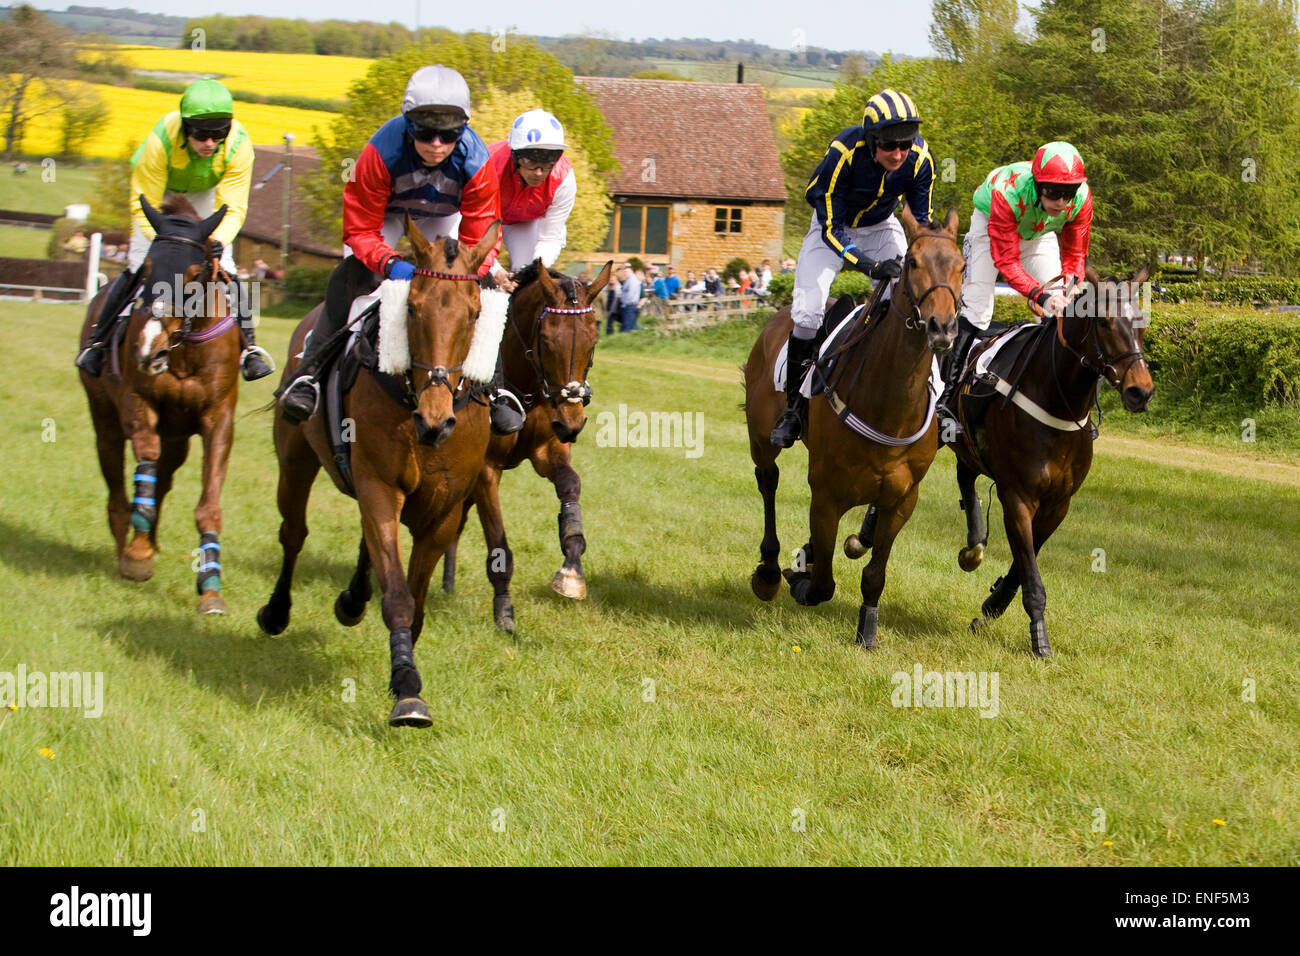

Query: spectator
[[63, 231, 89, 254], [705, 268, 723, 296], [664, 264, 681, 297], [738, 270, 753, 295], [604, 269, 621, 316], [779, 257, 795, 274], [757, 259, 773, 292], [616, 263, 641, 332], [650, 266, 668, 299]]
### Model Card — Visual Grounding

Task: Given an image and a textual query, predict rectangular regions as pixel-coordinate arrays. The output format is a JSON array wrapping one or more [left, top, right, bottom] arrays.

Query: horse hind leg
[[334, 536, 371, 627], [90, 406, 130, 559], [256, 423, 320, 635], [750, 462, 782, 600], [855, 486, 920, 649], [843, 504, 876, 559], [956, 461, 988, 572]]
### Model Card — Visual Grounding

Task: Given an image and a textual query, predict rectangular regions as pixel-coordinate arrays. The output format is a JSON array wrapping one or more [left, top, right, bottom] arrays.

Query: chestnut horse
[[948, 266, 1154, 656], [439, 258, 613, 631], [744, 207, 964, 647], [257, 219, 500, 727], [80, 195, 241, 613]]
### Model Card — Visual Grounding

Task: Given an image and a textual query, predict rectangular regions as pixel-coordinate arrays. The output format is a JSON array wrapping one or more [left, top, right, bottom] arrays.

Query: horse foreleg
[[358, 486, 429, 728], [957, 460, 988, 572], [843, 505, 877, 559], [750, 462, 782, 600], [855, 485, 920, 649], [473, 464, 515, 632], [121, 396, 162, 582], [89, 399, 130, 559], [442, 503, 471, 595], [406, 515, 457, 646], [549, 459, 587, 601], [996, 492, 1052, 657], [192, 404, 234, 614], [786, 490, 840, 607], [334, 535, 371, 628], [256, 419, 320, 636]]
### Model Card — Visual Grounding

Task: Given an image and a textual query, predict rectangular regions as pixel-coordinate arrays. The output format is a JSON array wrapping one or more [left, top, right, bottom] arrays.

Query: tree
[[59, 84, 107, 160], [306, 34, 619, 253], [0, 5, 77, 158], [929, 0, 1020, 62]]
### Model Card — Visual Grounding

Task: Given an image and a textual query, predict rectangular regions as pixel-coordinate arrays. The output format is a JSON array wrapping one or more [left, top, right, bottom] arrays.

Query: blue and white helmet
[[508, 109, 566, 153]]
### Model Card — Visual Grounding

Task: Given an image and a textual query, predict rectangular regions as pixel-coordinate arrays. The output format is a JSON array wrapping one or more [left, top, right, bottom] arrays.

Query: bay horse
[[744, 206, 964, 647], [947, 265, 1154, 656], [79, 195, 241, 613], [257, 218, 500, 728], [439, 258, 613, 631]]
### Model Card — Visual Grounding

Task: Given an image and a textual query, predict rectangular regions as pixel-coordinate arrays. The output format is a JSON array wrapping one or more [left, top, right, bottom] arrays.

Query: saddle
[[955, 320, 1044, 433]]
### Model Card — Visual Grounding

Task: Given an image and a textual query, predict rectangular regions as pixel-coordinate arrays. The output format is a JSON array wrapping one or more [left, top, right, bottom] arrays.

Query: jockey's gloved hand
[[866, 257, 903, 280], [208, 239, 223, 261], [387, 259, 415, 282]]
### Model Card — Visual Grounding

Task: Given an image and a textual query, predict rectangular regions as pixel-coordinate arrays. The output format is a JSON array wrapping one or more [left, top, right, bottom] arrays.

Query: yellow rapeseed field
[[20, 82, 338, 159], [116, 47, 373, 100]]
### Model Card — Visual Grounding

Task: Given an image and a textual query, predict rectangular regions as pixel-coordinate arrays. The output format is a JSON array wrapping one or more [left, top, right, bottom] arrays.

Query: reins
[[506, 277, 595, 408]]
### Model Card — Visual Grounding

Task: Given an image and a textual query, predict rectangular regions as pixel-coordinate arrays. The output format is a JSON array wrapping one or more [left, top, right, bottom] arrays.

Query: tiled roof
[[242, 145, 340, 258], [576, 77, 787, 203]]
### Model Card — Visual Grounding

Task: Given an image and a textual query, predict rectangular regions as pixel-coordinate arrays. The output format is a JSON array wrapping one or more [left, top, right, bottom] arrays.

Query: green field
[[0, 301, 1296, 865], [0, 165, 104, 217], [0, 224, 54, 259]]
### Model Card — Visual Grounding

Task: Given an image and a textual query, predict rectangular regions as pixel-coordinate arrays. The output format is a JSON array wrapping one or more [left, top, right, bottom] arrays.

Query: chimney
[[737, 63, 744, 84]]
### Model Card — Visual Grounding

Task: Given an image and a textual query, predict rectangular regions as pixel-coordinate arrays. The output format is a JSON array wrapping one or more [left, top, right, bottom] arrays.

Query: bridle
[[140, 234, 237, 356], [404, 265, 482, 407], [507, 278, 595, 407], [886, 231, 963, 332], [1032, 277, 1149, 394]]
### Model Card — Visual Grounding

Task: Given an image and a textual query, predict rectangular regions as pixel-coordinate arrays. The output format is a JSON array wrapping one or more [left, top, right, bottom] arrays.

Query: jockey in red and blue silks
[[279, 65, 524, 432]]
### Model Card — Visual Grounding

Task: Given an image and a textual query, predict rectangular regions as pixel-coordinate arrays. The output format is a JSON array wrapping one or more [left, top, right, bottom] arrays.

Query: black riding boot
[[75, 269, 140, 376], [278, 258, 370, 423], [937, 315, 978, 440], [239, 320, 274, 382], [488, 352, 526, 435], [770, 332, 817, 448]]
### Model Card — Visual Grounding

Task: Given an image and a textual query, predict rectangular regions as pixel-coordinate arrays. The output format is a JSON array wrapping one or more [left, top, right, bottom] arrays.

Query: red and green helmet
[[1031, 141, 1087, 185]]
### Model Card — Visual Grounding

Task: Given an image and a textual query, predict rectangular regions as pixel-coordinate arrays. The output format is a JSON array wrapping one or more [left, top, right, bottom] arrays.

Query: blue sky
[[42, 0, 940, 56]]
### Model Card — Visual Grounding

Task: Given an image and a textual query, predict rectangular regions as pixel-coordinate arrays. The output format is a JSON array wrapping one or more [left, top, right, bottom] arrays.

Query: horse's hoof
[[843, 534, 869, 559], [493, 594, 516, 633], [388, 697, 432, 728], [958, 543, 985, 572], [751, 567, 781, 601], [198, 592, 226, 615], [855, 605, 879, 649], [970, 616, 987, 634], [334, 590, 367, 627], [1030, 621, 1052, 658], [256, 603, 288, 636], [788, 577, 832, 606], [1032, 643, 1053, 658], [550, 567, 587, 600], [118, 553, 154, 581], [495, 610, 516, 633]]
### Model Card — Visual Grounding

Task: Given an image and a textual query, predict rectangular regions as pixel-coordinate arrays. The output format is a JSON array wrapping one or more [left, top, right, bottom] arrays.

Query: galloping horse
[[80, 196, 241, 613], [439, 258, 613, 631], [947, 265, 1154, 656], [744, 206, 964, 647], [257, 218, 501, 727]]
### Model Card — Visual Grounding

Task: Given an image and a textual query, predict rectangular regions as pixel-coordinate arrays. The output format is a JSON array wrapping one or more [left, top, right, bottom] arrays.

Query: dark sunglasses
[[877, 138, 914, 153], [185, 123, 231, 143], [409, 122, 465, 145], [1040, 183, 1080, 201]]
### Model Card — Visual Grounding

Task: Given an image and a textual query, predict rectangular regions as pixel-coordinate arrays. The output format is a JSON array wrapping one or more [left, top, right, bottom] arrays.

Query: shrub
[[282, 266, 333, 300], [722, 257, 751, 283]]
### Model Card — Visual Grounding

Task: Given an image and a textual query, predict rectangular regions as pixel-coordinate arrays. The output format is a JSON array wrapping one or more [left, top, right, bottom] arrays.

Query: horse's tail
[[738, 362, 747, 410]]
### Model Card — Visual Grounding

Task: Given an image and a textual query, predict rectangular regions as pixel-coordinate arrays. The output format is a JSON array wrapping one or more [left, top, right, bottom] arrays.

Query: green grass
[[0, 224, 54, 259], [0, 301, 1297, 865]]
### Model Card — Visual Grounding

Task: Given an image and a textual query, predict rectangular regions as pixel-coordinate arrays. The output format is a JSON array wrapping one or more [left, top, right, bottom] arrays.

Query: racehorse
[[438, 258, 613, 631], [257, 218, 501, 727], [80, 195, 241, 613], [947, 265, 1154, 657], [744, 206, 964, 647]]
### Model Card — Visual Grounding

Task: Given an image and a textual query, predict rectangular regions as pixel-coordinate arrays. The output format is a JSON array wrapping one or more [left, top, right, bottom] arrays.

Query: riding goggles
[[515, 148, 563, 171], [1040, 182, 1081, 201], [408, 121, 465, 145], [184, 120, 232, 143], [877, 138, 914, 154]]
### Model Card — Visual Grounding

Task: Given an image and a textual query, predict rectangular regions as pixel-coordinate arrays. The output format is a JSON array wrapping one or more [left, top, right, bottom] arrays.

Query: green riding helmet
[[180, 79, 234, 121]]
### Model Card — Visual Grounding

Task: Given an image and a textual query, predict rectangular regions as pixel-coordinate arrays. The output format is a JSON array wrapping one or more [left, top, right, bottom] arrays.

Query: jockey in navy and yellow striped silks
[[804, 88, 934, 265]]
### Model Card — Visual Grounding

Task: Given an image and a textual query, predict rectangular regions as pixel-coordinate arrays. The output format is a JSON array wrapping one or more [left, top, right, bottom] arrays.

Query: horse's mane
[[513, 259, 581, 301], [160, 195, 199, 220]]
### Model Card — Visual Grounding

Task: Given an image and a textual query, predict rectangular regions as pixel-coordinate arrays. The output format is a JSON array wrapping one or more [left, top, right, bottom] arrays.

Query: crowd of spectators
[[596, 258, 779, 333]]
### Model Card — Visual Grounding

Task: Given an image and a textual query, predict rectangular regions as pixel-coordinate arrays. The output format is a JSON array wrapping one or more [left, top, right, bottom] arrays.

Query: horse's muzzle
[[927, 317, 957, 355], [1122, 383, 1153, 412], [413, 412, 456, 448], [552, 418, 586, 444]]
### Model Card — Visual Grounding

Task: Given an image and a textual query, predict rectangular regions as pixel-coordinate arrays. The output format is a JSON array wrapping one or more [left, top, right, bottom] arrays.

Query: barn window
[[714, 207, 743, 234]]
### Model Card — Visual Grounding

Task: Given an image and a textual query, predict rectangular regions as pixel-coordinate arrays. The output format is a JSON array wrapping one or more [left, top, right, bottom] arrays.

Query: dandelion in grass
[[792, 645, 801, 653], [1213, 819, 1227, 826], [39, 747, 55, 759], [1102, 841, 1113, 847]]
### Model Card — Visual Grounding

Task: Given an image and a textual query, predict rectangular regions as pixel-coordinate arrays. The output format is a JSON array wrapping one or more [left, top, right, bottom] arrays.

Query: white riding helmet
[[508, 109, 566, 152], [402, 65, 471, 122]]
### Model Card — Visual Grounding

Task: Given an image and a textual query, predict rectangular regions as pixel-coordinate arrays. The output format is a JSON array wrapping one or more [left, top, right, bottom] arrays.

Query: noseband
[[509, 282, 595, 407], [404, 266, 483, 407], [888, 232, 962, 331], [1051, 293, 1148, 391]]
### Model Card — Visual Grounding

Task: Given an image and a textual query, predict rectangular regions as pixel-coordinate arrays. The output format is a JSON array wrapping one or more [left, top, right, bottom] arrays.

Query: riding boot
[[277, 259, 362, 423], [239, 320, 275, 382], [488, 352, 526, 435], [75, 269, 140, 376], [937, 315, 977, 440], [770, 332, 817, 448]]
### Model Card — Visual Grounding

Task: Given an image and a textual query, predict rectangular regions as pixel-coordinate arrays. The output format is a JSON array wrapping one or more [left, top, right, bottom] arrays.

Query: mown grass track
[[0, 301, 1296, 865]]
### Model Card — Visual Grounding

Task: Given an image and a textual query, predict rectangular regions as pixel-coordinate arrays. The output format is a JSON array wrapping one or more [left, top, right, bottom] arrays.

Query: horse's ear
[[197, 204, 227, 241], [1084, 260, 1102, 286], [404, 213, 432, 262], [897, 203, 919, 243], [586, 260, 613, 300], [464, 219, 501, 274], [536, 259, 558, 296], [942, 206, 959, 238], [139, 195, 166, 236], [1132, 264, 1151, 285]]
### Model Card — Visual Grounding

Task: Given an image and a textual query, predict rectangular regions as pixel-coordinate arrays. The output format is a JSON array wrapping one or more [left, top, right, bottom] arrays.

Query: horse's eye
[[907, 257, 918, 270]]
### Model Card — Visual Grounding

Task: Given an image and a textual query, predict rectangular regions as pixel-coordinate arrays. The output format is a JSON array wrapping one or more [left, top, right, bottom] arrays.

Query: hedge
[[282, 266, 333, 300], [1152, 276, 1300, 306]]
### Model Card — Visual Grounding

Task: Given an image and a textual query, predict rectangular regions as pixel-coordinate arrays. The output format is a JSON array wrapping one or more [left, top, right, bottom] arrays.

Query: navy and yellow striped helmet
[[861, 88, 922, 133]]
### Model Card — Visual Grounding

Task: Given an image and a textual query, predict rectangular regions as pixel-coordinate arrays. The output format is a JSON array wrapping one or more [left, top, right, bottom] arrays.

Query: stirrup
[[279, 376, 320, 424], [75, 343, 106, 375], [490, 388, 526, 435], [240, 345, 275, 381], [770, 407, 804, 448]]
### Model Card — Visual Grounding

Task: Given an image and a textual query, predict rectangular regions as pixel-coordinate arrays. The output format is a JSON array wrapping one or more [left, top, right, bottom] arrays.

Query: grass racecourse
[[0, 300, 1297, 865]]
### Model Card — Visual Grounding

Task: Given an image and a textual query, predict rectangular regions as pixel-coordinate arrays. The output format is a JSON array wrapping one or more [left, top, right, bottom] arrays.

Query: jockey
[[76, 79, 272, 380], [485, 109, 576, 291], [771, 88, 934, 448], [936, 141, 1093, 437], [277, 65, 523, 434]]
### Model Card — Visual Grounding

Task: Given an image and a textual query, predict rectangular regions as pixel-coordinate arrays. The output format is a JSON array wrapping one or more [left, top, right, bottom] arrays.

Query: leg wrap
[[196, 530, 221, 594], [130, 461, 158, 533], [388, 627, 421, 696], [558, 500, 584, 541]]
